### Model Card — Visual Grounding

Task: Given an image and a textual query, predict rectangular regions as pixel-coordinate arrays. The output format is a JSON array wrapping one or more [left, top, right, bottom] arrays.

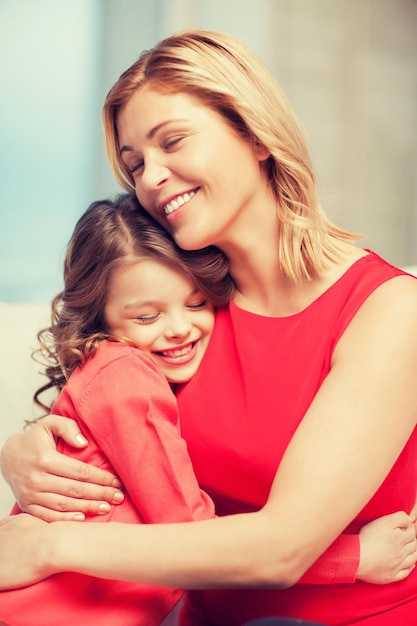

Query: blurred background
[[1, 0, 416, 303]]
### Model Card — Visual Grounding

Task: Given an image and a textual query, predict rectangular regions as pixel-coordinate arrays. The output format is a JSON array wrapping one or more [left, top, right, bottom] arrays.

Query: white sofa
[[0, 301, 52, 516], [2, 264, 417, 517]]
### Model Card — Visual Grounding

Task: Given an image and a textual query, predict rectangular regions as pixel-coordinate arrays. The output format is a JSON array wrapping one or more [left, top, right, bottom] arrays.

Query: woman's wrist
[[48, 521, 117, 578], [48, 521, 88, 575]]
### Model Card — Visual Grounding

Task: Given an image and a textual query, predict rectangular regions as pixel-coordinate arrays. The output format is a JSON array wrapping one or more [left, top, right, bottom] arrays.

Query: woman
[[1, 30, 417, 625]]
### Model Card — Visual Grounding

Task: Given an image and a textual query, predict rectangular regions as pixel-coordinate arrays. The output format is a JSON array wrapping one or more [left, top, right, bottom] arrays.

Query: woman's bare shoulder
[[372, 272, 417, 309]]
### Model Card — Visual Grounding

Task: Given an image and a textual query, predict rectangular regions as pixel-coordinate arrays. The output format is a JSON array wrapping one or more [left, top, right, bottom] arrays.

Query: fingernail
[[73, 513, 85, 521], [112, 478, 122, 488], [112, 492, 124, 503], [98, 503, 111, 514], [75, 433, 88, 445]]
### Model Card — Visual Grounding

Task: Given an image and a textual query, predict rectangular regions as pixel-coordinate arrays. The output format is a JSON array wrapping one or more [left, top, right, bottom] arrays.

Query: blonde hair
[[103, 29, 360, 281]]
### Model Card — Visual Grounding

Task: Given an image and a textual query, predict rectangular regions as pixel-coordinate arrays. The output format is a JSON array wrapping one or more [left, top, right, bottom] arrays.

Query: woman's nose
[[141, 157, 169, 191]]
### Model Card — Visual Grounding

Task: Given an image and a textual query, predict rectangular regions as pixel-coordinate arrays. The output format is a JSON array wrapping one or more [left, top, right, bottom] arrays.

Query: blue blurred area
[[0, 1, 99, 301], [1, 0, 416, 302], [0, 0, 162, 302]]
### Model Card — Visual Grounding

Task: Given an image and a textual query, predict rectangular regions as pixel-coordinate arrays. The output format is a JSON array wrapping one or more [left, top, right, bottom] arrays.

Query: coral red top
[[177, 251, 417, 625], [0, 343, 214, 626]]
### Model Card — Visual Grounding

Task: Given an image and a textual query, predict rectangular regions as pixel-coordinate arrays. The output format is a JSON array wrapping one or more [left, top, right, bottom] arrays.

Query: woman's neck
[[227, 239, 367, 317], [227, 244, 289, 316]]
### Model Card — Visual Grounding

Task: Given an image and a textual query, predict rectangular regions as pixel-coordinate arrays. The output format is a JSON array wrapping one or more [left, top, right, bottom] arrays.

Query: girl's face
[[116, 86, 270, 253], [104, 258, 214, 384]]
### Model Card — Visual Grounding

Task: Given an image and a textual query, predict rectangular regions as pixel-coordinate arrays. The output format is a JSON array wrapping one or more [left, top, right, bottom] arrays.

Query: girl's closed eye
[[187, 299, 209, 310], [135, 312, 160, 324]]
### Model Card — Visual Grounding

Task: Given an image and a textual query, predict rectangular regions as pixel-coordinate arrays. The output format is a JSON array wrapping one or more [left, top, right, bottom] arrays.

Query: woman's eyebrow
[[146, 119, 188, 140], [120, 119, 190, 154]]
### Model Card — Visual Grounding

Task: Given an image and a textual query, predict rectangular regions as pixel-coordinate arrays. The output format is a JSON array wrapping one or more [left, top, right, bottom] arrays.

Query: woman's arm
[[70, 347, 417, 585], [0, 416, 124, 521], [1, 277, 417, 590], [2, 376, 414, 588], [2, 422, 414, 586]]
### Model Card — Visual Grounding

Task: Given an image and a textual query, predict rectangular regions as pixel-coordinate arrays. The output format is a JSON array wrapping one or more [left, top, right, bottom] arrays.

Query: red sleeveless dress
[[176, 252, 417, 625]]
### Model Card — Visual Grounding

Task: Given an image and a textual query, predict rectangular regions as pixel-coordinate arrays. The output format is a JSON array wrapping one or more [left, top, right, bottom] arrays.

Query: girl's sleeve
[[74, 349, 215, 523], [298, 534, 359, 584]]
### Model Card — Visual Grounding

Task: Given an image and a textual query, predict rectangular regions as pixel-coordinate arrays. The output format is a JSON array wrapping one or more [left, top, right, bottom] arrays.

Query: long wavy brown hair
[[34, 193, 234, 413]]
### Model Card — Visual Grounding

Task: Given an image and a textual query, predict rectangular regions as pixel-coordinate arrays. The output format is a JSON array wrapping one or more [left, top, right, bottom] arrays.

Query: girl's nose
[[164, 313, 193, 339]]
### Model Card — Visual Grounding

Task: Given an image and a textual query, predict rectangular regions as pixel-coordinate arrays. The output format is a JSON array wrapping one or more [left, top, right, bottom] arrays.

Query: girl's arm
[[301, 511, 416, 584], [71, 347, 215, 523], [1, 277, 417, 590]]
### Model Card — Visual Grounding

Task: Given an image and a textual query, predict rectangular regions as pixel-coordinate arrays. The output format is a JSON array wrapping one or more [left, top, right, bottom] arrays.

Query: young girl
[[0, 193, 233, 626]]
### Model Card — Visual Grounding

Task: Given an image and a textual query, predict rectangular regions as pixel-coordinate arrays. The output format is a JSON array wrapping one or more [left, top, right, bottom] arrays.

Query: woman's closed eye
[[128, 159, 144, 175], [124, 133, 188, 175], [162, 135, 186, 151]]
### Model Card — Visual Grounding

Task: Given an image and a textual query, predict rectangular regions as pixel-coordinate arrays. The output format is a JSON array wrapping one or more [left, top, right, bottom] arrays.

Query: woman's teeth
[[164, 191, 196, 215]]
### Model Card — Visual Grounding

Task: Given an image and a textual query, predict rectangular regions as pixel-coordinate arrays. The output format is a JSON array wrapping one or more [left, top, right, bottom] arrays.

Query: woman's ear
[[254, 141, 270, 162]]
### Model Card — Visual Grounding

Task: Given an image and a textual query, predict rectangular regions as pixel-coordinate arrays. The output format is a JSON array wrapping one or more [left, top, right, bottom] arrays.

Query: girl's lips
[[155, 341, 198, 365]]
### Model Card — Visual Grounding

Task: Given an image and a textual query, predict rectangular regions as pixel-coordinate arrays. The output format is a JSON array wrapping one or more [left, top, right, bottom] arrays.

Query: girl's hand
[[0, 415, 124, 522], [357, 511, 417, 583], [0, 514, 53, 589]]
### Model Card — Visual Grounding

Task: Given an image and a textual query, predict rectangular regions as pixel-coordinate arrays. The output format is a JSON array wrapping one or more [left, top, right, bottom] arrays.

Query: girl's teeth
[[162, 344, 192, 358]]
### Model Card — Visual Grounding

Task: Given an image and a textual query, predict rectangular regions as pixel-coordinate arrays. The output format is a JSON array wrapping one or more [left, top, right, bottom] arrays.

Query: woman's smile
[[162, 189, 198, 218]]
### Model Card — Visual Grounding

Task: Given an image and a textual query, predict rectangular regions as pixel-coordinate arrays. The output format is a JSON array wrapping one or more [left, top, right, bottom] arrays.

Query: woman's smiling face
[[116, 86, 270, 252]]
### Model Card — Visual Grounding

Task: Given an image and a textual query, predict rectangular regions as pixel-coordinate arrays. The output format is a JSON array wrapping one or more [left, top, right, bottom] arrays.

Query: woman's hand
[[357, 511, 417, 583], [0, 415, 124, 522], [0, 514, 53, 589], [410, 500, 417, 524]]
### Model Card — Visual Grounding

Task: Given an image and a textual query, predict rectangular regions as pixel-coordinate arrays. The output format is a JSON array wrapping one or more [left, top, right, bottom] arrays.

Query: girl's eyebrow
[[120, 119, 189, 154], [123, 299, 155, 310], [123, 287, 201, 310]]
